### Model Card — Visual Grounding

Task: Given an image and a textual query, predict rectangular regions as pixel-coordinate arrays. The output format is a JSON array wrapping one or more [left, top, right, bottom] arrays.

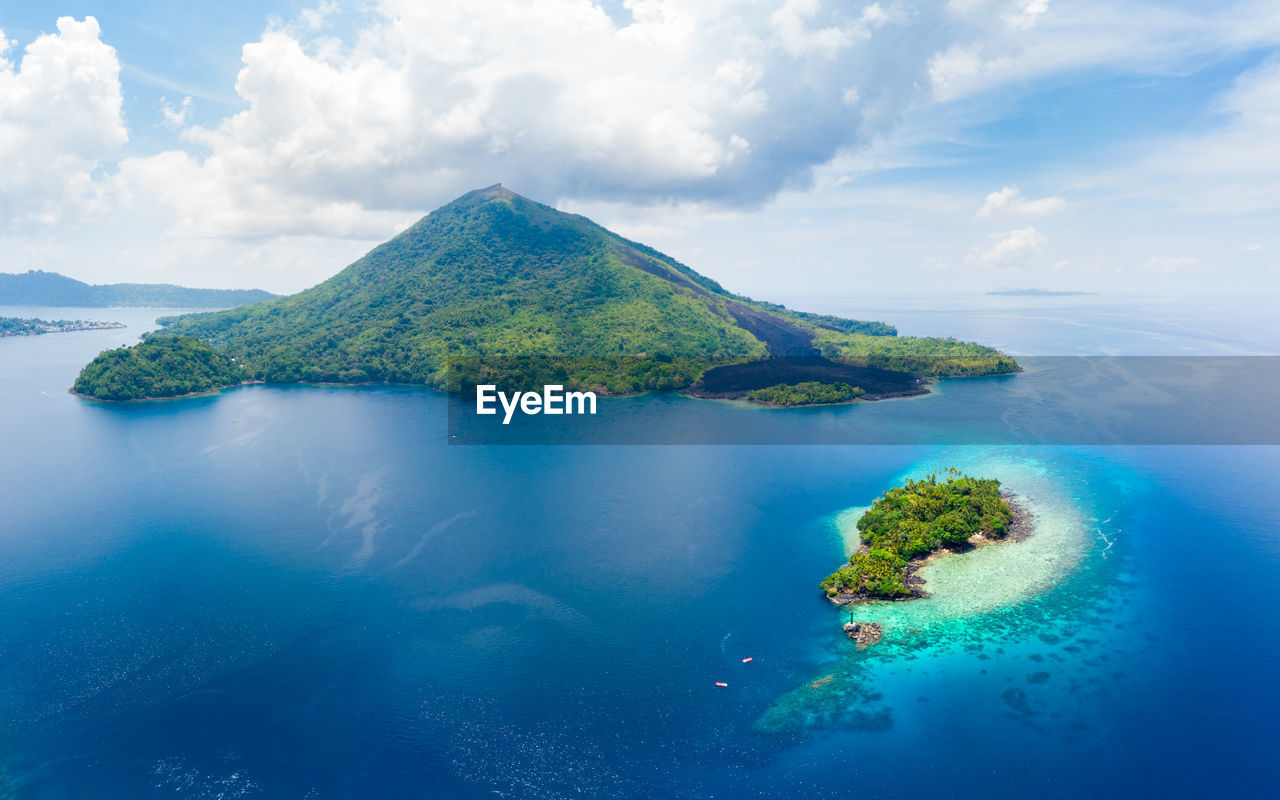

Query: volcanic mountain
[[73, 185, 1016, 401]]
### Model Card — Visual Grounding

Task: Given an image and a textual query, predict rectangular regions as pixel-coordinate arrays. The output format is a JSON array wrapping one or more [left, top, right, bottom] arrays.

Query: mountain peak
[[453, 183, 523, 206], [477, 183, 516, 198], [69, 187, 1020, 403]]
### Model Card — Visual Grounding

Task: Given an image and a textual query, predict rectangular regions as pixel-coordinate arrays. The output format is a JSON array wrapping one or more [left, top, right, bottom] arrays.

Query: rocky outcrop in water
[[843, 621, 883, 648]]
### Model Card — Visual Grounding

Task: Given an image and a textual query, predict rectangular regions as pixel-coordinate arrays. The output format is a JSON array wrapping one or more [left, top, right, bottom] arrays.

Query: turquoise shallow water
[[0, 300, 1278, 798], [760, 448, 1127, 729]]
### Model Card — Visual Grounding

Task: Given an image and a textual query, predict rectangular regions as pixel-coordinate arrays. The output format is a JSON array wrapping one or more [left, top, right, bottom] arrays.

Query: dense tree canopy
[[158, 188, 776, 390], [747, 381, 866, 406], [814, 331, 1021, 377], [74, 335, 246, 400], [821, 470, 1014, 600]]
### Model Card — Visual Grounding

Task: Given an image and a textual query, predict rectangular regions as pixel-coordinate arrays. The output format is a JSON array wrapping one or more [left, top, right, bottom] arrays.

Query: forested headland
[[73, 336, 246, 401]]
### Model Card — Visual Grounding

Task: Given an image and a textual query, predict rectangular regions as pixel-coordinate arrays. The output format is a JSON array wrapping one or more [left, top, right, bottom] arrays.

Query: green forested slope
[[74, 336, 245, 400], [159, 186, 773, 389], [73, 185, 1017, 400]]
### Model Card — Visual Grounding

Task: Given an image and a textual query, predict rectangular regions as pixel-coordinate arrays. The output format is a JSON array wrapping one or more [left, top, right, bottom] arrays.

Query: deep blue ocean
[[1, 295, 1278, 799]]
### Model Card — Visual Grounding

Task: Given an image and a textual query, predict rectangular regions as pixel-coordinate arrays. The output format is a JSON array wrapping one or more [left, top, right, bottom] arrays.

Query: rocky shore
[[69, 380, 263, 403], [999, 492, 1035, 543]]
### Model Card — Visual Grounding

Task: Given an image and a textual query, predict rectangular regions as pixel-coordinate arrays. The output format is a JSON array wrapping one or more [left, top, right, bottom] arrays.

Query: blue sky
[[2, 1, 1278, 296]]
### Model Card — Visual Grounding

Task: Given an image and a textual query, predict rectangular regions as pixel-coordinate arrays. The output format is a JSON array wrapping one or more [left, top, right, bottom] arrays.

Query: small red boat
[[714, 682, 728, 687]]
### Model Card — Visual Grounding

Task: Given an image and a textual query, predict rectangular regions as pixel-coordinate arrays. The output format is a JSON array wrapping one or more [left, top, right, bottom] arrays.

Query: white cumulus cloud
[[110, 0, 927, 240], [1007, 0, 1050, 31], [160, 95, 193, 128], [769, 0, 892, 59], [975, 186, 1065, 219], [4, 2, 1280, 293], [0, 16, 126, 226], [975, 225, 1045, 267]]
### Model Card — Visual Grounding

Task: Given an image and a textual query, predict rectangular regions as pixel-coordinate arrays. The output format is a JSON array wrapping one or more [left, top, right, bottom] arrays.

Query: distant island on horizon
[[986, 288, 1097, 297], [71, 185, 1020, 402], [0, 270, 277, 309]]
